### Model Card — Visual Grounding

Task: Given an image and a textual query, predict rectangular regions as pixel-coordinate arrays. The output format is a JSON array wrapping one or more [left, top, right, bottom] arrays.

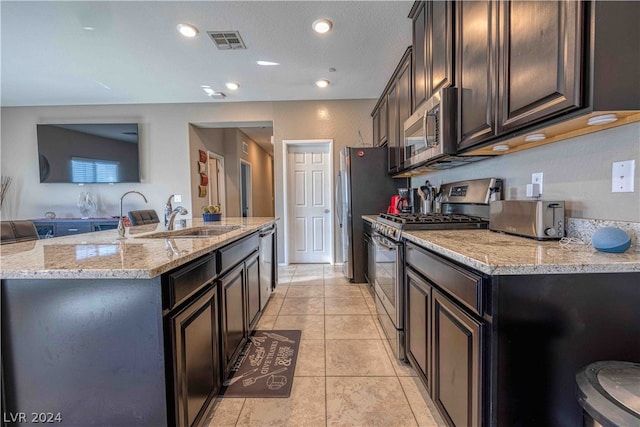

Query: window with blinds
[[71, 157, 120, 183]]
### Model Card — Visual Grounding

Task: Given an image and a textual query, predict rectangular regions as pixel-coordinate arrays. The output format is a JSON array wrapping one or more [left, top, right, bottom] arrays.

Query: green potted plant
[[202, 205, 222, 222]]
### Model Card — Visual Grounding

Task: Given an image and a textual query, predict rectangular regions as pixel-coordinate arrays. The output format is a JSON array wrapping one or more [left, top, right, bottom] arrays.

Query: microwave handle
[[426, 112, 439, 148], [422, 109, 428, 145]]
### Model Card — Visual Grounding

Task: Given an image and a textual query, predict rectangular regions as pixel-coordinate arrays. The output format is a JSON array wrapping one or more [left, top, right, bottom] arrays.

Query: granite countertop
[[364, 215, 640, 275], [0, 217, 277, 280], [403, 229, 640, 275]]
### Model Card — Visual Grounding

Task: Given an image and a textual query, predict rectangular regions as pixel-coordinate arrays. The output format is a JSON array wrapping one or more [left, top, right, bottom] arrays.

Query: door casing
[[282, 139, 334, 265]]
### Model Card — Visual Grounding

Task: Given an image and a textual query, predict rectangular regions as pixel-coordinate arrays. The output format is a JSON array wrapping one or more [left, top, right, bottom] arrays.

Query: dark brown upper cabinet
[[371, 47, 412, 174], [372, 97, 389, 148], [456, 0, 499, 150], [497, 1, 584, 134], [410, 1, 454, 112], [457, 0, 585, 151], [379, 97, 388, 145]]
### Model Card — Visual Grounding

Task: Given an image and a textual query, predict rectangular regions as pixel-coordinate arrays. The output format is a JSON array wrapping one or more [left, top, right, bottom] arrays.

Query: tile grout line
[[323, 269, 329, 427]]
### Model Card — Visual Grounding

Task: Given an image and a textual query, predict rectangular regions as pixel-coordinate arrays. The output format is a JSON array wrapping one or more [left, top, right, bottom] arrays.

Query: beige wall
[[2, 101, 638, 265], [238, 130, 274, 217], [188, 127, 273, 218], [188, 126, 225, 216], [272, 99, 376, 262]]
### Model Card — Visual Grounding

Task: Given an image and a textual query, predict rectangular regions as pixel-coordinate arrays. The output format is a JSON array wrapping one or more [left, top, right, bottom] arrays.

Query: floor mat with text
[[220, 330, 302, 398]]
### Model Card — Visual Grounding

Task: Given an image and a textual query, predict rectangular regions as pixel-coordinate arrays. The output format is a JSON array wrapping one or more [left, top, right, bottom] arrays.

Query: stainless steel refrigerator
[[336, 147, 406, 282]]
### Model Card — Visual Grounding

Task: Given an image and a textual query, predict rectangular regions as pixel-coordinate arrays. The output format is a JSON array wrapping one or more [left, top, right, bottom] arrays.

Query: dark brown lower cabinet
[[406, 269, 431, 391], [169, 285, 220, 427], [220, 263, 246, 377], [245, 252, 261, 330], [432, 290, 482, 427]]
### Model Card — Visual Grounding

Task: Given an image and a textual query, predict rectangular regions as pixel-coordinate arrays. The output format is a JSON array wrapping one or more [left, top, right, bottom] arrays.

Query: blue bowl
[[203, 213, 221, 222]]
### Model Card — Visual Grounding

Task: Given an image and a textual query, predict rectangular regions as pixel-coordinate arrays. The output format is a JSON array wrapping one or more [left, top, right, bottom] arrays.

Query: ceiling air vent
[[207, 31, 247, 50]]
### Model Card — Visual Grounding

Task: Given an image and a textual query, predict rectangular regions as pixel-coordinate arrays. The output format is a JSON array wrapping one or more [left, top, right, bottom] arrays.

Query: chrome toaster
[[489, 200, 565, 240]]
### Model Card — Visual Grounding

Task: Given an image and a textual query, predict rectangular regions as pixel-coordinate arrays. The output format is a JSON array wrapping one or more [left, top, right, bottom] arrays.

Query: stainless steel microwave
[[403, 87, 458, 168]]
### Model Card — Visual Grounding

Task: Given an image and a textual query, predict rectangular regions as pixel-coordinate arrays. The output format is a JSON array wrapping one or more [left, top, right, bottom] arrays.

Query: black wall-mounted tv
[[37, 123, 141, 183]]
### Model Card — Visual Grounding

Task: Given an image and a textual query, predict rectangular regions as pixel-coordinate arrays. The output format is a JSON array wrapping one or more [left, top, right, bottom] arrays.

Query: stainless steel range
[[371, 178, 503, 361]]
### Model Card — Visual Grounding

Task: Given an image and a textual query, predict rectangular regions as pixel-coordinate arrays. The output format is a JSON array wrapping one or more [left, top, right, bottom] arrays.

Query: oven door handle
[[373, 235, 397, 251]]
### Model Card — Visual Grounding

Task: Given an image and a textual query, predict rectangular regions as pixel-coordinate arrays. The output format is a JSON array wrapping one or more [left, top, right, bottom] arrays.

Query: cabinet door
[[170, 285, 220, 427], [91, 220, 119, 231], [406, 269, 431, 392], [220, 264, 246, 374], [397, 56, 412, 171], [387, 84, 399, 174], [245, 252, 261, 331], [430, 0, 453, 95], [379, 97, 388, 146], [412, 1, 428, 110], [55, 221, 92, 236], [372, 110, 380, 147], [432, 290, 482, 427], [498, 1, 583, 133], [456, 0, 498, 150]]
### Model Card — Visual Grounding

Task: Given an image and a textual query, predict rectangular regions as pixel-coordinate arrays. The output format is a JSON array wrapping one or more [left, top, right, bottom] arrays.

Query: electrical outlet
[[174, 194, 182, 203], [612, 160, 635, 193], [531, 172, 543, 194]]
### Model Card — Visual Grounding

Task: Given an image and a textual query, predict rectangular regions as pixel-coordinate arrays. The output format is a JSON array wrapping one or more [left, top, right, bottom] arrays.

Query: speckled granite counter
[[403, 229, 640, 275], [364, 215, 640, 275], [0, 217, 277, 279]]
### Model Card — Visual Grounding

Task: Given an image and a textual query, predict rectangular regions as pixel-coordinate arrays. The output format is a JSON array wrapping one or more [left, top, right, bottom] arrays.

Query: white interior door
[[287, 144, 331, 263]]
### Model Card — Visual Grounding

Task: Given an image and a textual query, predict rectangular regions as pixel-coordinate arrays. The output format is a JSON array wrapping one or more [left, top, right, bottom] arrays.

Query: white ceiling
[[1, 1, 412, 107]]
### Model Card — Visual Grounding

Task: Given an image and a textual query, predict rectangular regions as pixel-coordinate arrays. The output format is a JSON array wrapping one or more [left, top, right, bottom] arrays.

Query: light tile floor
[[206, 264, 446, 427]]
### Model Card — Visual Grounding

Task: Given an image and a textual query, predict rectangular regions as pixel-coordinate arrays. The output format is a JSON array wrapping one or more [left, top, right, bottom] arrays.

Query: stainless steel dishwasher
[[259, 224, 277, 310]]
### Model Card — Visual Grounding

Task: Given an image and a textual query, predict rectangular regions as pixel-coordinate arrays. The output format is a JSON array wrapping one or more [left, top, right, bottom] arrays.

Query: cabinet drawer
[[55, 222, 92, 236], [164, 253, 217, 310], [406, 243, 483, 315], [218, 233, 259, 274]]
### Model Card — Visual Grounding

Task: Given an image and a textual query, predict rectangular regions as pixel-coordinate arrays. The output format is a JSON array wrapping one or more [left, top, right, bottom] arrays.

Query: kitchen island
[[364, 214, 640, 426], [1, 217, 277, 427]]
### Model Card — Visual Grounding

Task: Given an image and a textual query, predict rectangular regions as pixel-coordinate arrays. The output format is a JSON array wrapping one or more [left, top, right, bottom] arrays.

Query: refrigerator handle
[[335, 171, 343, 228]]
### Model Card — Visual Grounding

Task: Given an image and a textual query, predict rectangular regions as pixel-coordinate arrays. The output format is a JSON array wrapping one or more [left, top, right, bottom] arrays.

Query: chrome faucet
[[164, 194, 176, 227], [117, 190, 148, 239], [167, 206, 188, 231]]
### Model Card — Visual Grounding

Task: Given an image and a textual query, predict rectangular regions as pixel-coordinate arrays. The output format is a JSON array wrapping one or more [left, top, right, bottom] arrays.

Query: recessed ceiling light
[[177, 23, 199, 38], [83, 26, 95, 31], [312, 19, 333, 34], [257, 60, 280, 66], [202, 87, 214, 96], [524, 133, 547, 142], [492, 144, 510, 152], [315, 79, 330, 88], [225, 82, 239, 90], [587, 113, 618, 126]]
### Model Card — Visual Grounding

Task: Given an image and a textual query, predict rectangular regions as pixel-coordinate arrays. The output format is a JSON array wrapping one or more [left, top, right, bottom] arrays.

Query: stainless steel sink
[[134, 225, 241, 239]]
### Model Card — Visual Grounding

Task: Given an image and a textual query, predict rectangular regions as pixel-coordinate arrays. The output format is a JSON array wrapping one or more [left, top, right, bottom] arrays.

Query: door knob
[[324, 209, 330, 213]]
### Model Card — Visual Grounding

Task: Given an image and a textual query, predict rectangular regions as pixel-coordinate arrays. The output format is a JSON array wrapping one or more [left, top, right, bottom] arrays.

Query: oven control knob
[[545, 227, 558, 237]]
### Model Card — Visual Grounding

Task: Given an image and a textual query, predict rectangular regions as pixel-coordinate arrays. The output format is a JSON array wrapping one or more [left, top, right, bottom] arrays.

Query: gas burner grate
[[379, 213, 486, 224], [377, 212, 489, 232]]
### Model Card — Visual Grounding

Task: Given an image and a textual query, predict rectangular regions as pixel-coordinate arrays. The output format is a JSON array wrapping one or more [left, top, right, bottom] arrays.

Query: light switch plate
[[531, 172, 543, 194], [174, 194, 182, 203], [612, 160, 635, 192]]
